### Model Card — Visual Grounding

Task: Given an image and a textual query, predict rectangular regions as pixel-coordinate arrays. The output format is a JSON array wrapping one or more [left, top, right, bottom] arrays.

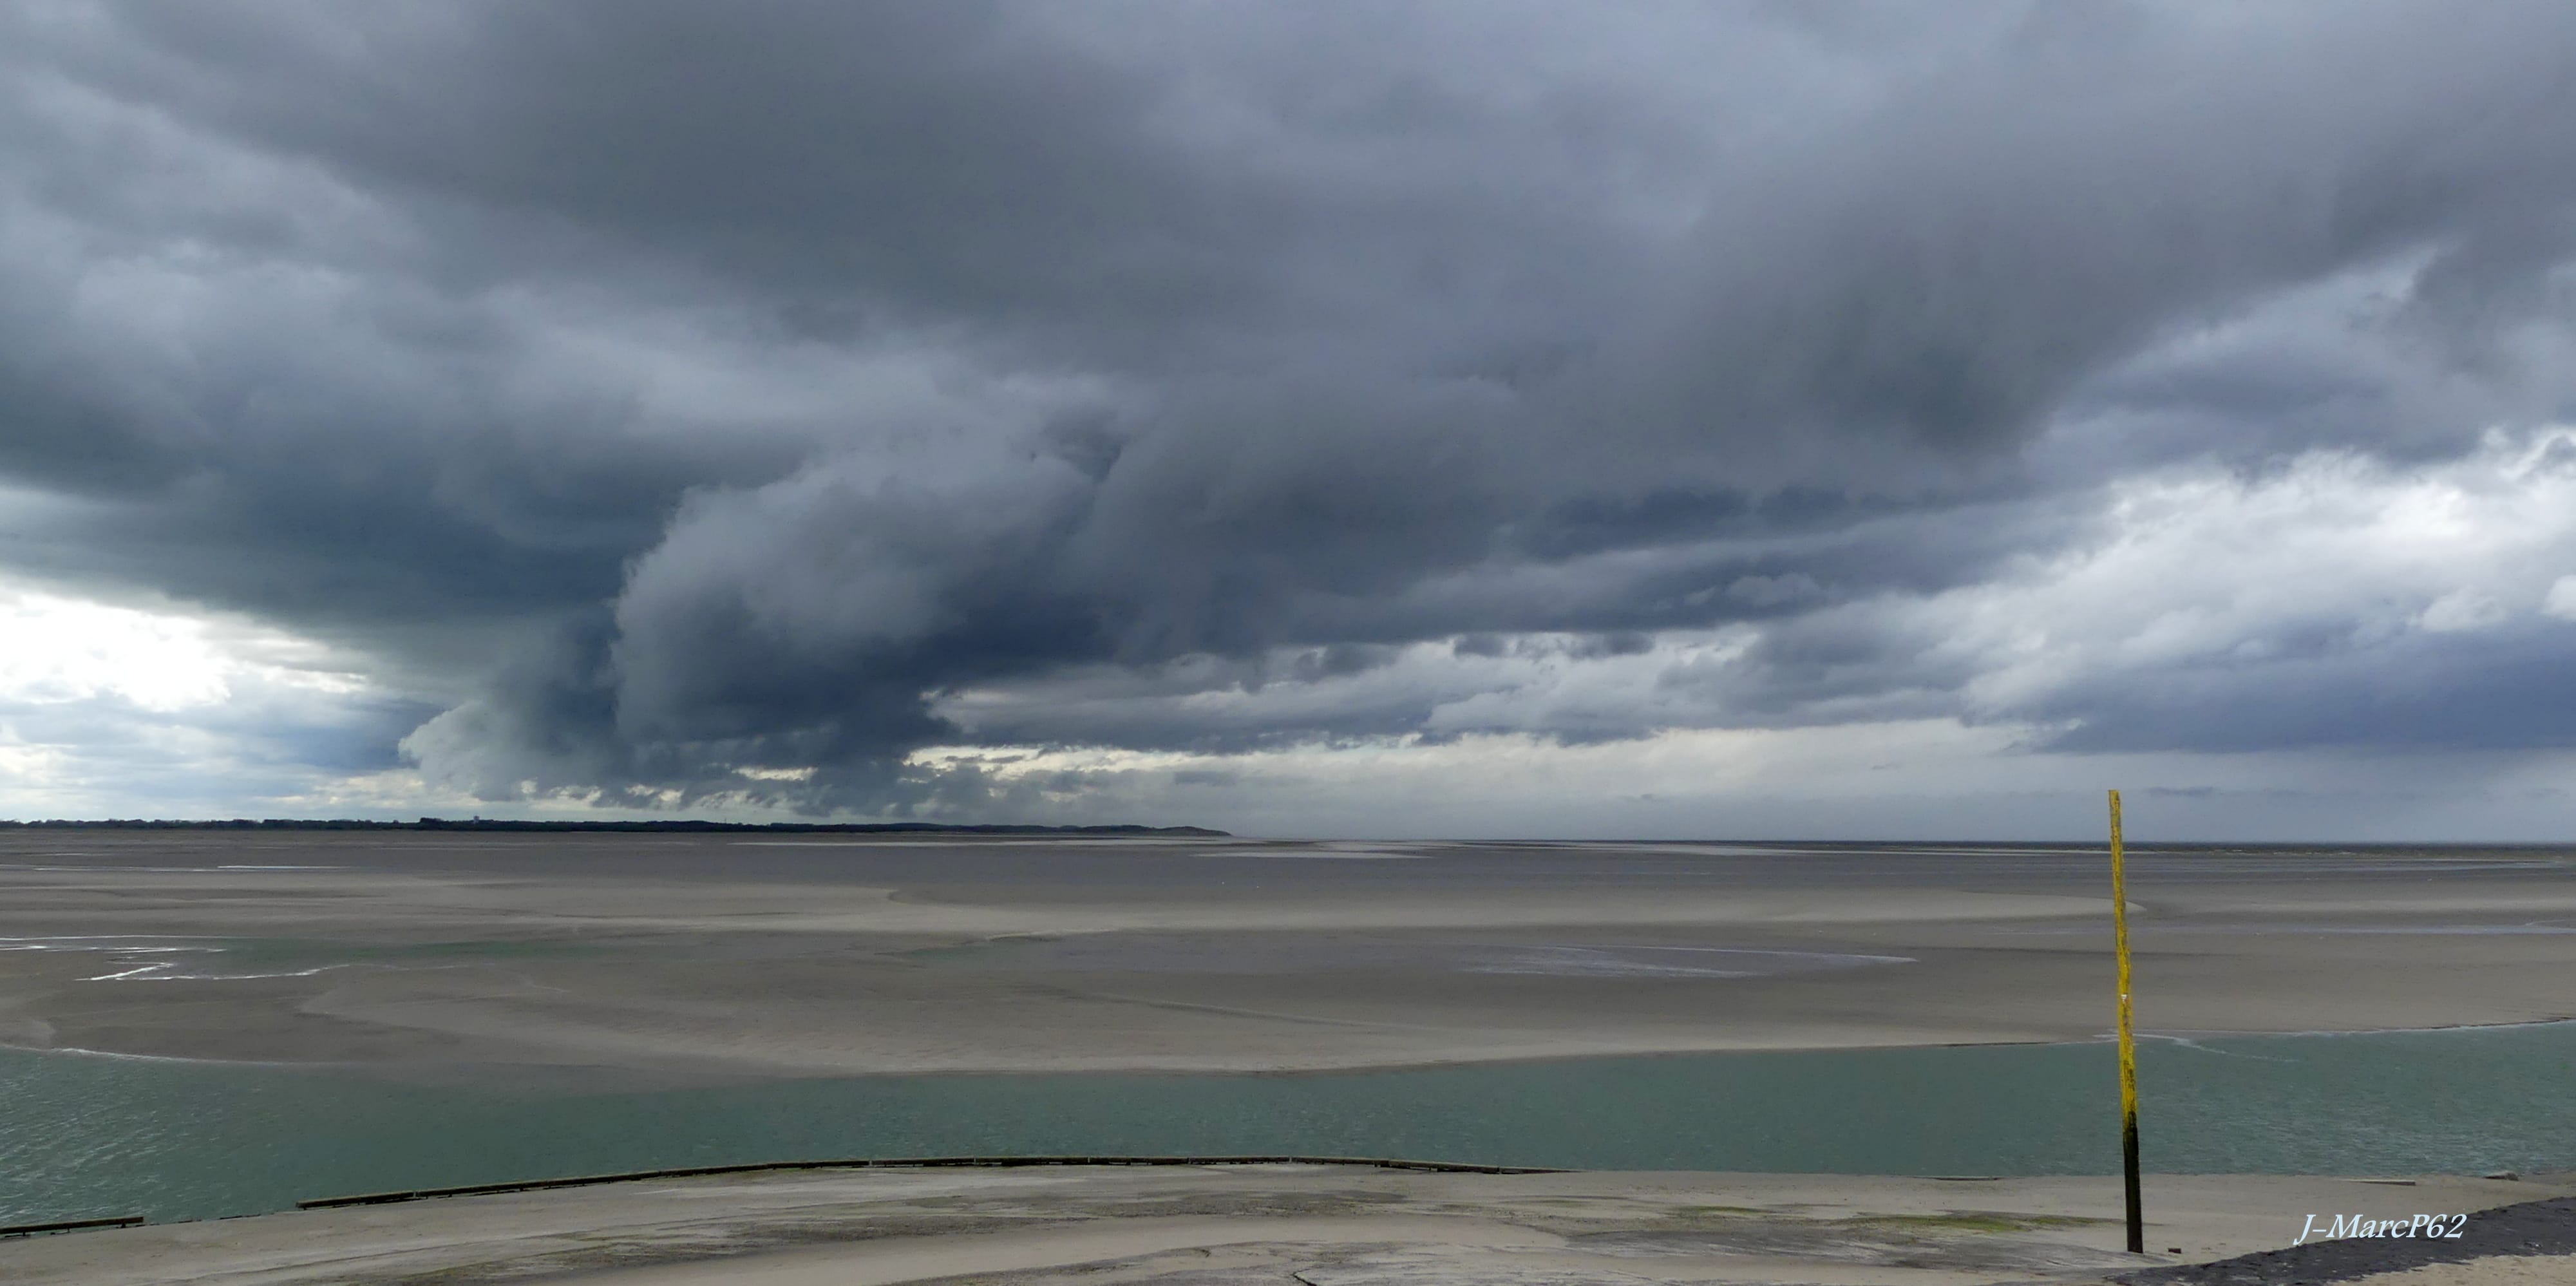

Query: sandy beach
[[6, 837, 2574, 1281], [3, 832, 2571, 1077], [5, 1162, 2568, 1285], [6, 832, 2575, 1077]]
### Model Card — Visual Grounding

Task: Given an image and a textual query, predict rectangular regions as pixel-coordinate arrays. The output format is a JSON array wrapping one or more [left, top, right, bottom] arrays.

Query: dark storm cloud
[[5, 1, 2576, 811], [71, 3, 1251, 335]]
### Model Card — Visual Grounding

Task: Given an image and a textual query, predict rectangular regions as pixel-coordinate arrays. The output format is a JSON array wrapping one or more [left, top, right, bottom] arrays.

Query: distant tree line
[[0, 818, 1228, 836]]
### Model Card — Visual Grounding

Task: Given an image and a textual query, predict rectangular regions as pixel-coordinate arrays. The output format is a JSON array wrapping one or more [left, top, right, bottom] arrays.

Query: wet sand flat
[[2, 832, 2571, 1076], [3, 1163, 2566, 1286]]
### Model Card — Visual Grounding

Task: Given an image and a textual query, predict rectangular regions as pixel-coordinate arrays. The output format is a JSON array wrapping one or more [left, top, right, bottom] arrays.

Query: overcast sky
[[5, 1, 2576, 839]]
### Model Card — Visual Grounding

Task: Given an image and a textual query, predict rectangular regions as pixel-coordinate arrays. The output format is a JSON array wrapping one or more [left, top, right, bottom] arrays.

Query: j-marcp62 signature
[[2295, 1213, 2468, 1244]]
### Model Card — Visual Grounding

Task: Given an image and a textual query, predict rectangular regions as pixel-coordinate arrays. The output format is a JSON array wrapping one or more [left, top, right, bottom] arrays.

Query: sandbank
[[4, 833, 2571, 1077]]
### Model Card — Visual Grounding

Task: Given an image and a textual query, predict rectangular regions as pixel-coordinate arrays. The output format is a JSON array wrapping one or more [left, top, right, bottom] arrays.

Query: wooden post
[[2110, 788, 2142, 1254]]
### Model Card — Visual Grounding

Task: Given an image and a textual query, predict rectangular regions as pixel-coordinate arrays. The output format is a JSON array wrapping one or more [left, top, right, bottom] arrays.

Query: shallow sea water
[[6, 1021, 2573, 1227]]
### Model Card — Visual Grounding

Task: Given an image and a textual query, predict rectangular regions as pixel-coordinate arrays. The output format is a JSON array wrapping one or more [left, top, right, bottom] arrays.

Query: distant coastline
[[0, 817, 1230, 837]]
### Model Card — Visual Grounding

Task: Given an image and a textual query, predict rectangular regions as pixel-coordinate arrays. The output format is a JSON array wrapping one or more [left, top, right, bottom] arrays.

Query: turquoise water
[[6, 1023, 2573, 1227]]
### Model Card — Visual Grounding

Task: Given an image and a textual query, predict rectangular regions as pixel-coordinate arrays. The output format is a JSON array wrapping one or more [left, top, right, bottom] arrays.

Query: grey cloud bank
[[3, 1, 2575, 834]]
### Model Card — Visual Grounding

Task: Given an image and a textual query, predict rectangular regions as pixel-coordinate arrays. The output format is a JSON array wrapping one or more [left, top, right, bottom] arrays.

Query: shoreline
[[11, 1013, 2576, 1082]]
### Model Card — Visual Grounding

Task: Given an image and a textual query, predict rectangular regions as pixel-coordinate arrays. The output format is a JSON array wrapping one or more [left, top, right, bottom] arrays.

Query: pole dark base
[[2123, 1116, 2143, 1253]]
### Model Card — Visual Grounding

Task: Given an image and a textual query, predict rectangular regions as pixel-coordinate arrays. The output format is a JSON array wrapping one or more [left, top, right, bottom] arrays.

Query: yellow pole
[[2110, 789, 2141, 1254]]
